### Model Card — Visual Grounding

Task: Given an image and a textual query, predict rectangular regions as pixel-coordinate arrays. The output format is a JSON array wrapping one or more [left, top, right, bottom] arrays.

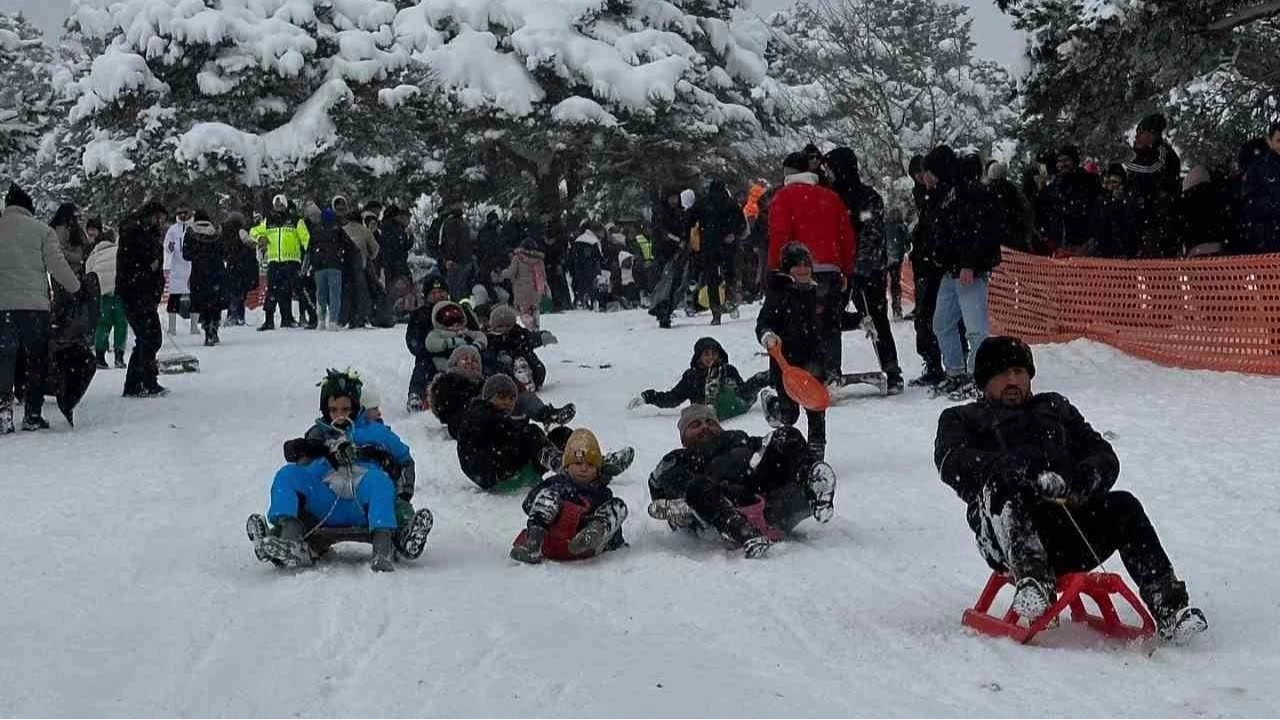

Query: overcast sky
[[1, 0, 1026, 69]]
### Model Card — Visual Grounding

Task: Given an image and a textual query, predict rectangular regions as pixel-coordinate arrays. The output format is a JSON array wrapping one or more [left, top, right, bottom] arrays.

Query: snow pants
[[814, 271, 846, 378], [850, 273, 901, 378], [268, 462, 397, 531], [408, 356, 436, 400], [686, 427, 817, 540], [0, 310, 51, 416], [976, 482, 1185, 614]]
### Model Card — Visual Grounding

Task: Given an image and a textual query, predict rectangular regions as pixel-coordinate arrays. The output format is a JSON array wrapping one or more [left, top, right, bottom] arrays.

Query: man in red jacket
[[767, 152, 857, 380]]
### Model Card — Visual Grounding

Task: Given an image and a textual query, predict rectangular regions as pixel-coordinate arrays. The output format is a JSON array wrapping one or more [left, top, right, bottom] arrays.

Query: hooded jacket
[[504, 242, 547, 309], [85, 238, 119, 295], [116, 214, 166, 306], [646, 337, 748, 409], [454, 398, 539, 489], [424, 302, 487, 371], [756, 272, 823, 371]]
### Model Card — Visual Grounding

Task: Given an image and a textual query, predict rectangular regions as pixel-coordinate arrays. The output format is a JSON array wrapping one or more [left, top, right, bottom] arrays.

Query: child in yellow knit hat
[[510, 429, 631, 564]]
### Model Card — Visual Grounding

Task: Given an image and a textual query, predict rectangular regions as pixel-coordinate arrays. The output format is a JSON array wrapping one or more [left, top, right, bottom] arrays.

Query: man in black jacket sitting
[[934, 337, 1207, 642]]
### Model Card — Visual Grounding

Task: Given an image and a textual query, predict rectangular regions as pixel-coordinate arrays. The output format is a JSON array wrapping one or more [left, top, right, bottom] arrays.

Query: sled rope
[[1058, 502, 1109, 574]]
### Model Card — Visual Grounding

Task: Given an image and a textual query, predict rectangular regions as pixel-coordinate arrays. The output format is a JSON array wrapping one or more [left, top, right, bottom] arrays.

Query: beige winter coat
[[342, 221, 380, 270], [0, 206, 81, 311], [503, 247, 547, 309]]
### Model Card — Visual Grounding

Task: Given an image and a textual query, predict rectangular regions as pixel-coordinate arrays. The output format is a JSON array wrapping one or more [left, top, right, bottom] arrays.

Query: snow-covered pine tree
[[392, 0, 797, 218], [767, 0, 1018, 184], [998, 0, 1280, 165], [60, 0, 449, 218], [0, 12, 58, 200]]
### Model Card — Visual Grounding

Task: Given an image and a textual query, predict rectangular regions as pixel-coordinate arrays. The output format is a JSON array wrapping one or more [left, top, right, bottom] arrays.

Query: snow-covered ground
[[3, 304, 1278, 717]]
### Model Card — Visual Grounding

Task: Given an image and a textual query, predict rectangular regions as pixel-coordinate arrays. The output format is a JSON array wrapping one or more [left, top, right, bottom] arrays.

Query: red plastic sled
[[962, 571, 1157, 644], [514, 501, 591, 561]]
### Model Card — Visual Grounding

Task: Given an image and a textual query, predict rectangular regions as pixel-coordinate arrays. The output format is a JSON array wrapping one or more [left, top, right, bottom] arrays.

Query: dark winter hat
[[1057, 145, 1081, 165], [482, 373, 518, 401], [488, 305, 518, 334], [779, 241, 813, 273], [908, 154, 926, 177], [85, 217, 103, 232], [321, 208, 337, 224], [924, 145, 958, 182], [422, 273, 449, 300], [677, 404, 719, 439], [5, 183, 34, 213], [783, 152, 809, 173], [318, 368, 363, 420], [824, 147, 860, 185], [1137, 113, 1167, 135], [973, 336, 1036, 391]]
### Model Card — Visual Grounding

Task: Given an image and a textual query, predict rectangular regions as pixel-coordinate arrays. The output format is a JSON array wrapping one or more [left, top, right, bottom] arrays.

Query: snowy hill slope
[[2, 306, 1278, 716]]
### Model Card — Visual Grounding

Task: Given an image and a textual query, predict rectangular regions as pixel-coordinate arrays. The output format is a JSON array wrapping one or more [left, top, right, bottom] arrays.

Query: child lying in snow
[[629, 337, 770, 421]]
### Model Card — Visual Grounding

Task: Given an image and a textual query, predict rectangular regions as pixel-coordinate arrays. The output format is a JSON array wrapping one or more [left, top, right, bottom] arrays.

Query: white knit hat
[[361, 382, 381, 409]]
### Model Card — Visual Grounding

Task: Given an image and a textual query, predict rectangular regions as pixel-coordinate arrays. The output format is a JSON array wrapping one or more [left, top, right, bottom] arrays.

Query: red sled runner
[[962, 571, 1157, 644]]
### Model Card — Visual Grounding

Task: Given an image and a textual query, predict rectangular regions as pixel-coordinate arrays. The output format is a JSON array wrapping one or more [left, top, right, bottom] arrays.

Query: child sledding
[[628, 336, 770, 421]]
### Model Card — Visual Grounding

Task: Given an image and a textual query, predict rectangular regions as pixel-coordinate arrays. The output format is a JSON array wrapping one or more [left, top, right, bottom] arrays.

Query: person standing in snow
[[628, 336, 770, 421], [438, 199, 475, 302], [182, 210, 225, 347], [250, 194, 309, 331], [934, 337, 1207, 643], [570, 222, 604, 310], [1241, 121, 1280, 254], [308, 208, 347, 330], [983, 162, 1032, 254], [695, 179, 747, 326], [221, 212, 258, 327], [921, 146, 1000, 399], [646, 405, 837, 559], [766, 152, 857, 380], [1037, 147, 1101, 257], [86, 227, 128, 369], [163, 204, 196, 336], [116, 201, 170, 398], [504, 237, 548, 330], [907, 154, 947, 388], [0, 184, 83, 433], [884, 205, 909, 320], [757, 243, 833, 460], [50, 203, 89, 277], [1090, 164, 1138, 259], [509, 429, 631, 564], [826, 147, 904, 394], [340, 201, 379, 329]]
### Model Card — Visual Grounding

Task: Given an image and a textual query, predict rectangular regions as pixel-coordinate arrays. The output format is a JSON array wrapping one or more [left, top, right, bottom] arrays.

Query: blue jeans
[[267, 461, 398, 530], [932, 273, 990, 375], [314, 268, 343, 323]]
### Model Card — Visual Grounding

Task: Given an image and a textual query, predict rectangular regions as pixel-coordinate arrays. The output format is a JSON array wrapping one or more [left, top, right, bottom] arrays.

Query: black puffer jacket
[[934, 392, 1119, 534], [183, 220, 225, 312], [646, 337, 746, 408], [756, 273, 822, 371], [924, 147, 1002, 274], [308, 219, 348, 272], [485, 325, 549, 389], [428, 370, 483, 438], [648, 429, 763, 502], [455, 398, 538, 489]]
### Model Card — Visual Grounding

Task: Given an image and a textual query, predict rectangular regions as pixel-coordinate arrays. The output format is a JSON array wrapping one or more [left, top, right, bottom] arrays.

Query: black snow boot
[[396, 508, 434, 560], [370, 530, 396, 572], [1011, 577, 1056, 620], [543, 403, 577, 427], [601, 446, 636, 479], [909, 366, 947, 388], [1143, 578, 1208, 643], [114, 350, 126, 369], [510, 526, 546, 564], [760, 388, 784, 429], [22, 414, 50, 431]]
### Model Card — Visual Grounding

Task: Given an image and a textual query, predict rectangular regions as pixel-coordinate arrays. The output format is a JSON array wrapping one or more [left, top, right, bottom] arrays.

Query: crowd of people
[[995, 116, 1280, 259]]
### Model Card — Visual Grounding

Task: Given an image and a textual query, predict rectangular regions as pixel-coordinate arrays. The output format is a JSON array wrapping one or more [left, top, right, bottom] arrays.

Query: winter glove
[[539, 330, 558, 345], [626, 395, 645, 411], [324, 434, 358, 469], [648, 498, 696, 529], [760, 331, 780, 350], [1033, 471, 1067, 499]]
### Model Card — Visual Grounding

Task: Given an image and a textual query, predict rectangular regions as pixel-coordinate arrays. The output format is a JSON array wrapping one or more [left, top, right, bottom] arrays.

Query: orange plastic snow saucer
[[962, 571, 1157, 644], [768, 343, 830, 411]]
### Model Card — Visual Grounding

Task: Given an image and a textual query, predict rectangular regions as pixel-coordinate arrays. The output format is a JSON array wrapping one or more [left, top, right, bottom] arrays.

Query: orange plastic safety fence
[[900, 249, 1280, 376]]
